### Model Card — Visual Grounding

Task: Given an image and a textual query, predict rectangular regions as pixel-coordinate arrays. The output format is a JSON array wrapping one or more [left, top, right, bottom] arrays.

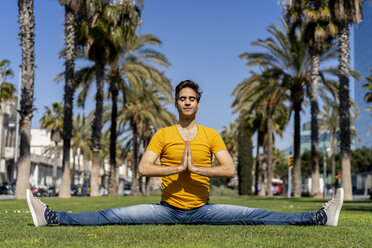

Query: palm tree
[[239, 18, 336, 197], [232, 69, 289, 196], [253, 114, 266, 196], [329, 0, 363, 200], [236, 119, 253, 195], [76, 33, 172, 195], [363, 69, 372, 135], [58, 0, 85, 198], [15, 0, 36, 199], [220, 123, 238, 190], [76, 0, 141, 196], [239, 18, 309, 197], [363, 68, 372, 113], [112, 33, 172, 195], [106, 65, 121, 195], [71, 113, 92, 185], [0, 59, 15, 104], [118, 81, 175, 195], [319, 98, 338, 197], [286, 0, 338, 198], [220, 123, 238, 158], [233, 112, 265, 196], [40, 102, 64, 187], [0, 59, 16, 183], [319, 95, 359, 197]]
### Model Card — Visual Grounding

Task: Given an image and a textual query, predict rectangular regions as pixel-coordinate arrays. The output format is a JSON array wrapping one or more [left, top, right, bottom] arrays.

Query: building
[[282, 122, 335, 156], [0, 98, 18, 183], [29, 129, 62, 186], [282, 121, 356, 157], [0, 97, 147, 193], [29, 129, 133, 189], [300, 122, 332, 155], [354, 2, 372, 148]]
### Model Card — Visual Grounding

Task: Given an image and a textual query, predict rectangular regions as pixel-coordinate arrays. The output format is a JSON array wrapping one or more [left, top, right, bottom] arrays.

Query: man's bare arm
[[187, 142, 236, 178], [138, 148, 187, 177]]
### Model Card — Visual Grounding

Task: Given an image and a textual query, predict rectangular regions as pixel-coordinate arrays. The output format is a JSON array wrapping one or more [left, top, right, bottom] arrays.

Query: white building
[[29, 129, 133, 188]]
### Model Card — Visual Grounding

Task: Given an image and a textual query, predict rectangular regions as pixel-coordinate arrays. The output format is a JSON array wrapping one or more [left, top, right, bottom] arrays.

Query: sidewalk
[[352, 194, 371, 201], [0, 195, 14, 200]]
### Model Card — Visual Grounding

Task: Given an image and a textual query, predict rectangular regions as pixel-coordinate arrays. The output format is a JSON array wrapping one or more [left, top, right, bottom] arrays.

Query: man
[[26, 80, 344, 227]]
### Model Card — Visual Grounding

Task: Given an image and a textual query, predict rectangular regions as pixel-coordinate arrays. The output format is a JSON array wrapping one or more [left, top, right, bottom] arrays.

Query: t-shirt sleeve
[[210, 128, 227, 154], [146, 129, 165, 156]]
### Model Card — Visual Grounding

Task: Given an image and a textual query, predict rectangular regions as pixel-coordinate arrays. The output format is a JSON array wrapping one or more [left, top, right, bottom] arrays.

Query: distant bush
[[210, 186, 238, 196]]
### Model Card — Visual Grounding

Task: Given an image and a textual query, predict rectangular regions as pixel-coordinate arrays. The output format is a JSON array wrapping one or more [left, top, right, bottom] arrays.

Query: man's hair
[[175, 80, 202, 103]]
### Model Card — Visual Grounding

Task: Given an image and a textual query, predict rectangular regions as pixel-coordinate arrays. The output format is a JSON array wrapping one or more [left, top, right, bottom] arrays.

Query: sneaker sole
[[26, 189, 41, 227], [332, 188, 344, 226]]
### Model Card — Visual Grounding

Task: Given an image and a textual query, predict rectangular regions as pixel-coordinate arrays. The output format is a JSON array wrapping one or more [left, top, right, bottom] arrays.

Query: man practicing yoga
[[26, 80, 344, 227]]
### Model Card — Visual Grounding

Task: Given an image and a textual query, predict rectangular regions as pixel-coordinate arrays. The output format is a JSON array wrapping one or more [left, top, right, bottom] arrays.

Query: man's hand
[[186, 141, 197, 173], [177, 141, 196, 174], [179, 141, 189, 172]]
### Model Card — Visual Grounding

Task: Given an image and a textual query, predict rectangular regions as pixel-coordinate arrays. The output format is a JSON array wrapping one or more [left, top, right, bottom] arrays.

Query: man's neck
[[178, 117, 197, 130]]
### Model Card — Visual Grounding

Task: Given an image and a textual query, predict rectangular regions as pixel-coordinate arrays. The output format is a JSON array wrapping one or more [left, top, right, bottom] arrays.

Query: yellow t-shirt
[[146, 124, 227, 210]]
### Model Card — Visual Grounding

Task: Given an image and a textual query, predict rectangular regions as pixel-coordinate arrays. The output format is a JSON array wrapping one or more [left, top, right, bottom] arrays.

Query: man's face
[[175, 87, 199, 118]]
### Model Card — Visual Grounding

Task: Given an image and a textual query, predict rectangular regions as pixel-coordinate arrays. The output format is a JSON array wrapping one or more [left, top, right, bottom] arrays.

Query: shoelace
[[33, 194, 48, 208], [321, 198, 335, 211]]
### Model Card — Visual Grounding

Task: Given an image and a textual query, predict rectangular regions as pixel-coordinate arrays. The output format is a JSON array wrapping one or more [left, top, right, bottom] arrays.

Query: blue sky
[[0, 1, 355, 149]]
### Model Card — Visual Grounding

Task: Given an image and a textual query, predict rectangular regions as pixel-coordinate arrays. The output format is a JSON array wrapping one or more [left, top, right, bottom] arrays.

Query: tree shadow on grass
[[342, 202, 372, 213]]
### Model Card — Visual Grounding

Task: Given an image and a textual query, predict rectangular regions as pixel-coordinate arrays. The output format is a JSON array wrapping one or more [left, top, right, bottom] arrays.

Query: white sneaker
[[322, 188, 344, 226], [26, 189, 48, 227]]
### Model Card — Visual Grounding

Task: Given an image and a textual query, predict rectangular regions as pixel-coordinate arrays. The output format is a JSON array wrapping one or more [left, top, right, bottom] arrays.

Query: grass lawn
[[0, 195, 371, 247]]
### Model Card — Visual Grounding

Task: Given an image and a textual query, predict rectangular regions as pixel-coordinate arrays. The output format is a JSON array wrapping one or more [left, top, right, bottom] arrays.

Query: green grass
[[0, 195, 371, 247]]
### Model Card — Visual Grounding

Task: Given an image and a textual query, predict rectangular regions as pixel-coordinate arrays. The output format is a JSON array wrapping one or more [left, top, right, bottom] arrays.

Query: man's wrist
[[176, 165, 185, 173], [188, 165, 198, 174]]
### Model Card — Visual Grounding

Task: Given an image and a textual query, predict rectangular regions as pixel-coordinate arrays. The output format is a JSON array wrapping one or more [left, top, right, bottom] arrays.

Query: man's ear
[[175, 101, 178, 108]]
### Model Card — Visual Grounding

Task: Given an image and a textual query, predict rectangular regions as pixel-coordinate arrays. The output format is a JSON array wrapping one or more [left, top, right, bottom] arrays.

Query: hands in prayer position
[[180, 141, 197, 173]]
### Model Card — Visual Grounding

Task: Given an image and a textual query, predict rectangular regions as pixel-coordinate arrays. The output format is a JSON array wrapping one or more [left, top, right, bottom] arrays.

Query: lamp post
[[322, 132, 329, 198], [288, 153, 293, 198]]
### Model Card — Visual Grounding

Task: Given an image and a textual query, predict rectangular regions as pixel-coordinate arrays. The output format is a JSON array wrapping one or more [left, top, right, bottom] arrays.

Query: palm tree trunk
[[330, 129, 336, 197], [15, 0, 35, 199], [255, 133, 260, 195], [52, 141, 58, 186], [293, 106, 302, 197], [259, 146, 266, 196], [71, 149, 76, 184], [59, 4, 76, 199], [310, 53, 321, 198], [237, 125, 253, 195], [138, 141, 144, 194], [338, 25, 353, 200], [266, 115, 273, 197], [59, 140, 71, 198], [90, 64, 104, 197], [145, 176, 151, 196], [83, 158, 90, 185], [108, 74, 119, 196], [130, 122, 139, 196]]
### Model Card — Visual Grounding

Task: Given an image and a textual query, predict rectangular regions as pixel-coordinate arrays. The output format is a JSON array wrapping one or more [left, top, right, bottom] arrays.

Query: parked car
[[123, 180, 131, 196], [99, 186, 108, 196], [0, 183, 15, 195], [31, 185, 49, 197], [71, 184, 79, 196], [272, 179, 283, 195], [46, 186, 58, 197]]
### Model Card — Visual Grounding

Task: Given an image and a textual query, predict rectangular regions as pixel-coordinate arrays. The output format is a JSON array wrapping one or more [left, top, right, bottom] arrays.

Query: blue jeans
[[57, 201, 318, 226]]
